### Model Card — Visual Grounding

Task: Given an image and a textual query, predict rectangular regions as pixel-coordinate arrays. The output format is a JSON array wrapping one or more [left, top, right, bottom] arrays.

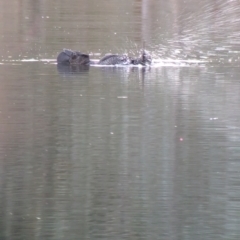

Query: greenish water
[[0, 1, 240, 239]]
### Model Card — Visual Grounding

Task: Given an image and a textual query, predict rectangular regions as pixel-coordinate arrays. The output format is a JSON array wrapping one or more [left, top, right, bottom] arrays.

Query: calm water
[[1, 1, 240, 239]]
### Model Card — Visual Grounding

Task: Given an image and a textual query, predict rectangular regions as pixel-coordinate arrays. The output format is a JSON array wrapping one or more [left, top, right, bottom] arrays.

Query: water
[[1, 1, 240, 239]]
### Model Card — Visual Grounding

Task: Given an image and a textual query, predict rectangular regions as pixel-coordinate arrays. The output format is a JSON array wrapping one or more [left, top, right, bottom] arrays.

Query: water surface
[[0, 1, 240, 239]]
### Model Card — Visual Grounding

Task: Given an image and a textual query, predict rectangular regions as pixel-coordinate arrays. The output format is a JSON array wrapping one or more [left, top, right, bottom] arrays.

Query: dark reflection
[[57, 63, 90, 75]]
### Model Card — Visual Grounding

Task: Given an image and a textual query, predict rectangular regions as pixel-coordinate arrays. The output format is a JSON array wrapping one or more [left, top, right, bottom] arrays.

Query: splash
[[0, 57, 207, 67]]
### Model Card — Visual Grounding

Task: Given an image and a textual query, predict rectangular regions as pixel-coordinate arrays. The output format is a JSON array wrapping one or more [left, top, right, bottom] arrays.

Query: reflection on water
[[1, 1, 240, 240], [57, 63, 90, 75]]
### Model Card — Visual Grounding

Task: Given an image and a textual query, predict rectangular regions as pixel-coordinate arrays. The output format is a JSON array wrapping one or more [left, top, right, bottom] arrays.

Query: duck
[[57, 48, 152, 66]]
